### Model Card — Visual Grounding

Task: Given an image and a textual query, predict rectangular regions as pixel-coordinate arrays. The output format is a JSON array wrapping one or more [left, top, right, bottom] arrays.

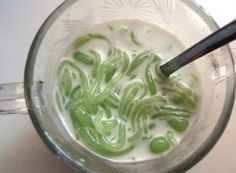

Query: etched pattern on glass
[[102, 0, 153, 19], [153, 0, 176, 14]]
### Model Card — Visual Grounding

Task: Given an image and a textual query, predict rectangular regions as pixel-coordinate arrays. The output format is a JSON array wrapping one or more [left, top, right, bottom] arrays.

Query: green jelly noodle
[[168, 118, 189, 132], [149, 136, 170, 154], [54, 23, 200, 157]]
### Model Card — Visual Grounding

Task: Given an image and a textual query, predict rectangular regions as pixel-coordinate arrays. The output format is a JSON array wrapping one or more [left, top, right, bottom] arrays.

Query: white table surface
[[0, 0, 235, 172]]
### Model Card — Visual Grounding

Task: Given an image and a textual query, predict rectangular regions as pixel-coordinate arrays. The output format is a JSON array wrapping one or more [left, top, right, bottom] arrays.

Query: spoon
[[157, 19, 236, 78]]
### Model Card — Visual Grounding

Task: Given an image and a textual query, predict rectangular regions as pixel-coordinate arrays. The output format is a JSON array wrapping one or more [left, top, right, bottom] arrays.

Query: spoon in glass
[[157, 19, 236, 78]]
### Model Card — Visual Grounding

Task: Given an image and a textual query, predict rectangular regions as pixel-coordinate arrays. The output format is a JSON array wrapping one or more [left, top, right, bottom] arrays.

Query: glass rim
[[24, 0, 236, 172]]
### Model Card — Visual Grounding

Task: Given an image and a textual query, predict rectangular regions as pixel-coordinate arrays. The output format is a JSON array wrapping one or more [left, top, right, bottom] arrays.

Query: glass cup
[[0, 0, 235, 172]]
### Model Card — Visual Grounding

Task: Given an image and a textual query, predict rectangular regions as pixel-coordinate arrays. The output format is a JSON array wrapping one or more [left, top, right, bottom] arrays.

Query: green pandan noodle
[[55, 29, 199, 157]]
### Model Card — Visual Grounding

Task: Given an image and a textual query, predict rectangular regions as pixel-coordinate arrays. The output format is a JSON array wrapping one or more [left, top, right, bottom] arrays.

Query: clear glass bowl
[[24, 0, 235, 172]]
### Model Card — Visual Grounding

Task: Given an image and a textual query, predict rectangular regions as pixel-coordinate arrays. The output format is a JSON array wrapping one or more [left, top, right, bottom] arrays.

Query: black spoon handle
[[160, 19, 236, 77]]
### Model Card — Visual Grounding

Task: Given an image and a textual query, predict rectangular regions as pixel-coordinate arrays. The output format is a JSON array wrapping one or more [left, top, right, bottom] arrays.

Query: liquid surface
[[54, 19, 200, 161]]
